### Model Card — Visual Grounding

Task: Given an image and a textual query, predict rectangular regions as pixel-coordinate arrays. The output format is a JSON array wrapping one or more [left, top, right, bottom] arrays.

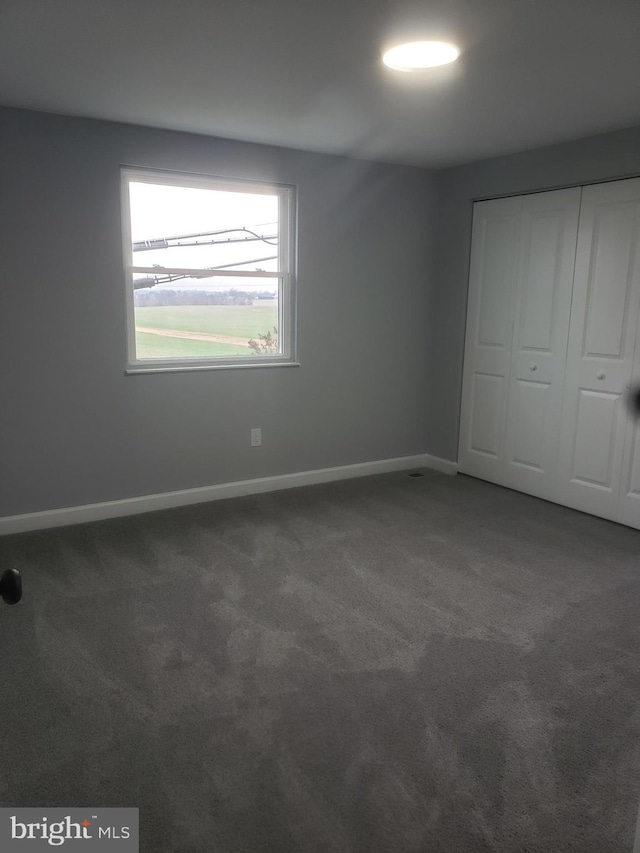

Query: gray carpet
[[0, 469, 639, 852]]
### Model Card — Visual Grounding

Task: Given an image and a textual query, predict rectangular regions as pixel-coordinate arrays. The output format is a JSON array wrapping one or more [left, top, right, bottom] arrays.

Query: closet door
[[556, 178, 640, 521], [458, 197, 520, 486], [458, 189, 580, 495], [503, 188, 581, 499]]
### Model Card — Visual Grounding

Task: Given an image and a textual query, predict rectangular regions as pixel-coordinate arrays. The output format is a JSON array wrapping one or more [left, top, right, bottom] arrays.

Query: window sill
[[126, 360, 301, 375]]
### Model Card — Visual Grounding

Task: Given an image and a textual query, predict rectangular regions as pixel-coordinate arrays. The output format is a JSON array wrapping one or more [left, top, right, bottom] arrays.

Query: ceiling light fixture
[[382, 41, 460, 71]]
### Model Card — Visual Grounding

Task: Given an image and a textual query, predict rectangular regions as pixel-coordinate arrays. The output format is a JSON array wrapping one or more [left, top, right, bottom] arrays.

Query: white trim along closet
[[458, 177, 640, 529]]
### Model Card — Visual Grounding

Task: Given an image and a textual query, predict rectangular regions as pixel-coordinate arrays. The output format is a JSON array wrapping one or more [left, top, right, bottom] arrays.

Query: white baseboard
[[0, 453, 457, 536]]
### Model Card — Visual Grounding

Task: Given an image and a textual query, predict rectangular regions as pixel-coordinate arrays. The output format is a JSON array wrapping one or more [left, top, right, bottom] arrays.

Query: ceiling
[[1, 0, 640, 168]]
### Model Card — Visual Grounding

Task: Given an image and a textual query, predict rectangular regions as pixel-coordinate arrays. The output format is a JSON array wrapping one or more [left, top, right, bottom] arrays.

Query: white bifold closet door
[[458, 187, 581, 500], [556, 177, 640, 525]]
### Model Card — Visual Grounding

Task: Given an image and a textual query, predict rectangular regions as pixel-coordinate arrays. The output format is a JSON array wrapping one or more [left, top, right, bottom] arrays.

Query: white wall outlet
[[250, 428, 262, 447]]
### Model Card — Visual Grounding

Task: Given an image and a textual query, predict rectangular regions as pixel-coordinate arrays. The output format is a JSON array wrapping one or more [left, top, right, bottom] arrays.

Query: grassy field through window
[[135, 303, 279, 359]]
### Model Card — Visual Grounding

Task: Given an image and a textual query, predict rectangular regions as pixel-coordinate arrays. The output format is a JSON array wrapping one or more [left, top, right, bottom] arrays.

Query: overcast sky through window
[[129, 182, 280, 292]]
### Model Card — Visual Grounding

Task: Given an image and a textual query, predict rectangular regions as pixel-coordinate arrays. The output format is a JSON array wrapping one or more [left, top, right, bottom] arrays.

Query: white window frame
[[121, 167, 297, 373]]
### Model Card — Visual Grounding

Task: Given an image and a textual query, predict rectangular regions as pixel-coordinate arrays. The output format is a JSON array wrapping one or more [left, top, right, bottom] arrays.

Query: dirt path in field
[[136, 326, 250, 346]]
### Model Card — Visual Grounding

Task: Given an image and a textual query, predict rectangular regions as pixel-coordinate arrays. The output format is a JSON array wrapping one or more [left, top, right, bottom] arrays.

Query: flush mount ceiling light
[[382, 40, 460, 71]]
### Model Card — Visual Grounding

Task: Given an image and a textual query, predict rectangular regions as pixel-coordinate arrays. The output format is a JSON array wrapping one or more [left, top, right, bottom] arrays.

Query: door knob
[[0, 569, 21, 605], [596, 371, 606, 380], [529, 364, 538, 371]]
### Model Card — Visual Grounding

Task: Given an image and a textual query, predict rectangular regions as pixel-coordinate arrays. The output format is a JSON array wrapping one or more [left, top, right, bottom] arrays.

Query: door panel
[[503, 188, 581, 499], [458, 197, 520, 485], [570, 389, 620, 489], [518, 215, 562, 351], [469, 373, 504, 457], [509, 379, 551, 471], [583, 203, 637, 358], [557, 178, 640, 520], [619, 418, 640, 528], [475, 213, 518, 348]]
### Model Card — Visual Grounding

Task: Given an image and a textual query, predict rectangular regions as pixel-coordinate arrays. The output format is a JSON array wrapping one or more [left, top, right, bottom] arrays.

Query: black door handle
[[0, 569, 22, 605]]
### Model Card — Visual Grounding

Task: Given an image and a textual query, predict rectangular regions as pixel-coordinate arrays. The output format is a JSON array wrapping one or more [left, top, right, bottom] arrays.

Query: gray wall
[[430, 124, 640, 462], [0, 107, 438, 517]]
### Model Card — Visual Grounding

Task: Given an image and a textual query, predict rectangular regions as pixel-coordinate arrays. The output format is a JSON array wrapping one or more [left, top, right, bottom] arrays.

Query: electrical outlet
[[250, 428, 262, 447]]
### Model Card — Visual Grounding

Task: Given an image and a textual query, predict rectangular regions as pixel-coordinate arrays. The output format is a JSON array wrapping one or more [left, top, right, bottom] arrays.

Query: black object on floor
[[0, 568, 21, 605]]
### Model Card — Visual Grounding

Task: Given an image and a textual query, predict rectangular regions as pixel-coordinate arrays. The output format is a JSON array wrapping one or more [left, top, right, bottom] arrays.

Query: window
[[121, 168, 296, 372]]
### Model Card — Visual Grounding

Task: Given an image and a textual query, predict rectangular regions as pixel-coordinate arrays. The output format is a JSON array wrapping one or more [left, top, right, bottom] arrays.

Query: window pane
[[133, 275, 280, 360], [129, 182, 279, 272]]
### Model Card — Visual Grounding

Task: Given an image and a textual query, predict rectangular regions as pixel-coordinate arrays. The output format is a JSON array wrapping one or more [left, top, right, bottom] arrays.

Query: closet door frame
[[459, 176, 640, 530]]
